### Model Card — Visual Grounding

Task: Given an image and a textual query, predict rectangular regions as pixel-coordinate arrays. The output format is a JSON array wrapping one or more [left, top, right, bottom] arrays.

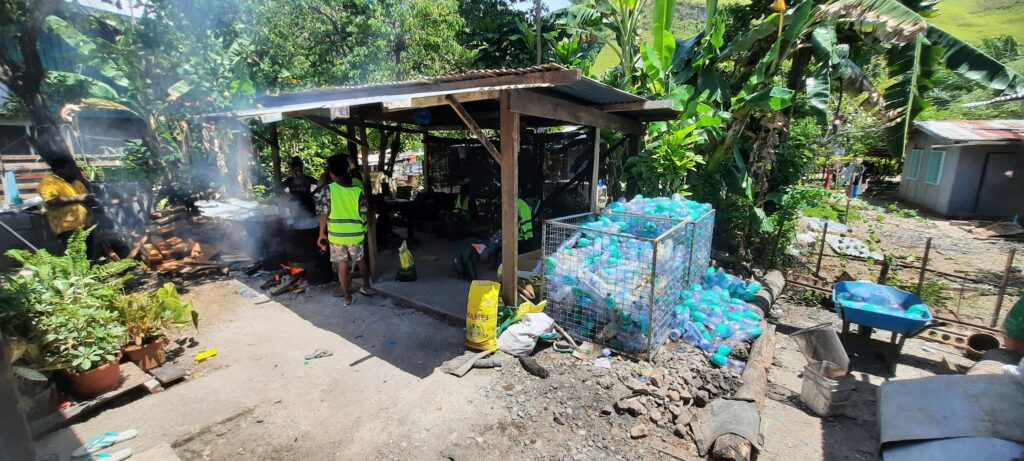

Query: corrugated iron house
[[900, 120, 1024, 219]]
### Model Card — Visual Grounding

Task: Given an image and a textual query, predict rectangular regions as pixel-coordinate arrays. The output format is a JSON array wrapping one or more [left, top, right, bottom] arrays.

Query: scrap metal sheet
[[878, 374, 1024, 447]]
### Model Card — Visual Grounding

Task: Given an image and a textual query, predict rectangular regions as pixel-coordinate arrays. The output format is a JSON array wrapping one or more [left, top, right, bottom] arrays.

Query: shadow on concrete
[[244, 276, 468, 380]]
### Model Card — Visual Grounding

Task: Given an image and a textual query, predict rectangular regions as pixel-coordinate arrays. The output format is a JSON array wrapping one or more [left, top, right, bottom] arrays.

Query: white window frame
[[906, 149, 922, 180], [925, 149, 945, 185]]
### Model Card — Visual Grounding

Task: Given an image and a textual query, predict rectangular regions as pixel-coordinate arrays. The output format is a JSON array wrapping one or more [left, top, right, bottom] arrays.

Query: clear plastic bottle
[[596, 179, 609, 210]]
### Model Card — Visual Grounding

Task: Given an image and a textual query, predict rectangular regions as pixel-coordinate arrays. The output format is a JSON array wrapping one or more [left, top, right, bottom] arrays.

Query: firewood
[[140, 243, 164, 268], [127, 235, 148, 259]]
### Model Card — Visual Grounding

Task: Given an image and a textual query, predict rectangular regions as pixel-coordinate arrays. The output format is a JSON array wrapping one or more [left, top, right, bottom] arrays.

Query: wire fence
[[542, 209, 714, 359]]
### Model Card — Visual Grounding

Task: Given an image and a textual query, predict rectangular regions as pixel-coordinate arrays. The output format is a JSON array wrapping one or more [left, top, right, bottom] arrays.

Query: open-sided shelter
[[211, 64, 678, 306]]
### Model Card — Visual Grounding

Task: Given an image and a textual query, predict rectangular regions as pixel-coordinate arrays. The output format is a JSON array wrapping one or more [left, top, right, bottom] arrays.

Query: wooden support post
[[500, 93, 520, 306], [843, 198, 851, 224], [269, 123, 282, 186], [589, 128, 601, 213], [991, 248, 1016, 327], [915, 237, 932, 295], [625, 135, 641, 197], [358, 125, 380, 281], [423, 134, 431, 192], [814, 222, 829, 278]]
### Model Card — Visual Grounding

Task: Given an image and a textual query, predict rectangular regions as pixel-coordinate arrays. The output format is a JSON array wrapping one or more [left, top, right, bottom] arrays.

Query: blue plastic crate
[[832, 281, 932, 335]]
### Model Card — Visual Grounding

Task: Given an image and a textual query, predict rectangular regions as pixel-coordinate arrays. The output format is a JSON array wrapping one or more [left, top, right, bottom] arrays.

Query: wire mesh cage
[[542, 209, 715, 359]]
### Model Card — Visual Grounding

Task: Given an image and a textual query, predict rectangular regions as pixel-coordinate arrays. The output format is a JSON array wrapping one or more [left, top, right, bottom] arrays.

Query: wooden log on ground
[[711, 324, 778, 461], [750, 270, 786, 317]]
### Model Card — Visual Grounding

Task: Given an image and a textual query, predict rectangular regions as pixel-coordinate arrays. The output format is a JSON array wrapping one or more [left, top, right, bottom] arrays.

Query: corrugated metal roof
[[916, 120, 1024, 143], [236, 64, 655, 117]]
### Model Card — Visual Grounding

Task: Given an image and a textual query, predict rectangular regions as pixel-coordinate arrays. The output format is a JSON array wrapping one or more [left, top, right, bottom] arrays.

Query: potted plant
[[116, 283, 197, 370], [41, 305, 127, 397], [1, 228, 137, 397]]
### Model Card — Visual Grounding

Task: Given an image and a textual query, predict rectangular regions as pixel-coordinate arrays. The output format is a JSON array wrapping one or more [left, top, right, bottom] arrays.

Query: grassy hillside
[[926, 0, 1024, 45], [588, 0, 1024, 77]]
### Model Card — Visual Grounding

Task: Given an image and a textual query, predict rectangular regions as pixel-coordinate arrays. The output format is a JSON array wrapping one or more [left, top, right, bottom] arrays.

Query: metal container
[[791, 323, 850, 377], [800, 361, 855, 417], [542, 209, 714, 359]]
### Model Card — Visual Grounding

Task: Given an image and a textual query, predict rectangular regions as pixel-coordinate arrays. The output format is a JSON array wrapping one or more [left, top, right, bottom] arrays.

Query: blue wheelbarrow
[[832, 281, 944, 372]]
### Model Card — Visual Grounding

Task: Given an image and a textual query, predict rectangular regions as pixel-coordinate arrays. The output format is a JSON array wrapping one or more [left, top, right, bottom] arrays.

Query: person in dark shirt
[[281, 156, 316, 217]]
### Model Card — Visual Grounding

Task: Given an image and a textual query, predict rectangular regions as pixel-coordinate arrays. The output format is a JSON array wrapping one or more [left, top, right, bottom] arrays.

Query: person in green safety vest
[[453, 183, 471, 223], [517, 197, 534, 242], [318, 154, 375, 306]]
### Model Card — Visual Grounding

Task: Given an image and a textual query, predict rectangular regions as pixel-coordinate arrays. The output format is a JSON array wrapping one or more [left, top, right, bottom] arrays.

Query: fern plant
[[1, 227, 138, 373]]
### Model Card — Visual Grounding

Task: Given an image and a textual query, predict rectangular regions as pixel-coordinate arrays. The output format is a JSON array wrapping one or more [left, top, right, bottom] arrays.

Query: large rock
[[614, 398, 646, 417]]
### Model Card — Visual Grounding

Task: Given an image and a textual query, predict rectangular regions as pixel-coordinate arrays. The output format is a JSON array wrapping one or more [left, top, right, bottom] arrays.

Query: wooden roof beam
[[506, 90, 643, 135], [446, 95, 501, 163], [600, 99, 675, 112], [302, 115, 369, 149]]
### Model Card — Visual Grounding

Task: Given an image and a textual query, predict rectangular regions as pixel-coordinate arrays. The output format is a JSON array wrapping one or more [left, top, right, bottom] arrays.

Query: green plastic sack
[[1004, 296, 1024, 340]]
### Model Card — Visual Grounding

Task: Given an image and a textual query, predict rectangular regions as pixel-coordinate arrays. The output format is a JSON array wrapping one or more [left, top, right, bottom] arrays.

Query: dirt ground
[[31, 270, 977, 461], [791, 183, 1024, 325]]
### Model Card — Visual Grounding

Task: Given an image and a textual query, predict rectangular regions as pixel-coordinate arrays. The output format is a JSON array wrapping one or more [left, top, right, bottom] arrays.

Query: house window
[[926, 149, 945, 185], [906, 149, 922, 180]]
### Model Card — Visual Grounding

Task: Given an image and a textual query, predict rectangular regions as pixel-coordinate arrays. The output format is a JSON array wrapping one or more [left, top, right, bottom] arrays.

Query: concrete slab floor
[[33, 279, 501, 460], [373, 235, 497, 323]]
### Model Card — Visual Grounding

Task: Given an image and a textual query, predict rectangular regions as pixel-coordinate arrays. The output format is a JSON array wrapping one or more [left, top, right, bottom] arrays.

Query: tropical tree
[[0, 0, 75, 166]]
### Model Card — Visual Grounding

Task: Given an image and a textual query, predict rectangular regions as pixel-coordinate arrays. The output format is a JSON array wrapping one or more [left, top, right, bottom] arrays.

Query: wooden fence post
[[991, 249, 1017, 328], [915, 237, 932, 295], [815, 222, 829, 278]]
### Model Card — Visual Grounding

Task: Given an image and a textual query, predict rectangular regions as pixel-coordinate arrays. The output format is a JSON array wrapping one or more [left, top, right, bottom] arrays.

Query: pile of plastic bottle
[[544, 194, 720, 357], [668, 267, 765, 373], [607, 193, 714, 222], [835, 291, 930, 320]]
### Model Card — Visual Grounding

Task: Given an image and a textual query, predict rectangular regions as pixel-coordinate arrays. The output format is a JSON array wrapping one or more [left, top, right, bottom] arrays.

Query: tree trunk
[[4, 0, 74, 167]]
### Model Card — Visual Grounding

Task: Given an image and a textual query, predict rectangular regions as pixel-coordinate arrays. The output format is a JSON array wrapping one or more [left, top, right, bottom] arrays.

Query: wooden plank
[[589, 128, 601, 213], [507, 90, 643, 135], [601, 99, 676, 112], [383, 88, 503, 111], [500, 92, 520, 306], [446, 95, 501, 163], [29, 362, 151, 437]]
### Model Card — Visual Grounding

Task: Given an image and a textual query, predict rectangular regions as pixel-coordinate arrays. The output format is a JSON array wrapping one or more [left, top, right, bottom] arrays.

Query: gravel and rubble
[[445, 342, 743, 460]]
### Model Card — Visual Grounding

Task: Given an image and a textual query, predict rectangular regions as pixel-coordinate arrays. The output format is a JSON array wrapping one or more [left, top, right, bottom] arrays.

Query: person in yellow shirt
[[37, 157, 95, 247]]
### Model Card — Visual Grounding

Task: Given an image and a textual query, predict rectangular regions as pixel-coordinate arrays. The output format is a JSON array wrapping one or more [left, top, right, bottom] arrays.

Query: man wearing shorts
[[318, 154, 375, 305]]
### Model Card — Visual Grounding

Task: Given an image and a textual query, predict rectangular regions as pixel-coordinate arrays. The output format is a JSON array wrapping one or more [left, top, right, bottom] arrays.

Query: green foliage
[[114, 283, 198, 347], [1, 228, 136, 373]]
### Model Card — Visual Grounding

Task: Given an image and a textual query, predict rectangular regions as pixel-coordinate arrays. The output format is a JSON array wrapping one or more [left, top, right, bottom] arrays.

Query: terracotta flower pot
[[63, 359, 121, 398], [124, 337, 167, 371]]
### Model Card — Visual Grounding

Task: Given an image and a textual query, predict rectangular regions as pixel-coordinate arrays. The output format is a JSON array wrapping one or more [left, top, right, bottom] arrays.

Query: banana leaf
[[805, 63, 831, 123], [926, 24, 1024, 96], [822, 0, 927, 44]]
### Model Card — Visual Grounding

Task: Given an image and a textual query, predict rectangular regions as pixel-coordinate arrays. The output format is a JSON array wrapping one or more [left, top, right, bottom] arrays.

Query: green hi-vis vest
[[454, 194, 469, 216], [517, 198, 533, 240], [327, 182, 365, 245]]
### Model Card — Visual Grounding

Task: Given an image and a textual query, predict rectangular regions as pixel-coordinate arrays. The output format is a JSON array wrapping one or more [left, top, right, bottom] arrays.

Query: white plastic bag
[[497, 313, 555, 356], [1004, 357, 1024, 386]]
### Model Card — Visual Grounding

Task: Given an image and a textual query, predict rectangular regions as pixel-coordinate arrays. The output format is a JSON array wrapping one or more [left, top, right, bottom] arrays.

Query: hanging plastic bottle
[[3, 170, 22, 206]]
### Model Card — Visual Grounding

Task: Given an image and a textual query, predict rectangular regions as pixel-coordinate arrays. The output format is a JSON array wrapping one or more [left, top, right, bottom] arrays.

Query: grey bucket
[[800, 360, 855, 417]]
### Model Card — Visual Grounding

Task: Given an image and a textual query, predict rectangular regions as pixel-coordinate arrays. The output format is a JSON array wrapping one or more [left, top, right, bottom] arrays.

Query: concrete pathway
[[35, 279, 499, 460]]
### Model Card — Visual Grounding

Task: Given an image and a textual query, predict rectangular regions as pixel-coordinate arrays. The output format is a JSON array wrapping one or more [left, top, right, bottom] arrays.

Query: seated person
[[38, 157, 96, 249]]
